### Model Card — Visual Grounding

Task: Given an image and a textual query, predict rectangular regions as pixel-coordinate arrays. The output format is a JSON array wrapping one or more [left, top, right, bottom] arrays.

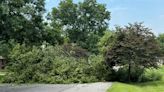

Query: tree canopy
[[50, 0, 110, 53], [0, 0, 45, 44], [106, 23, 160, 82]]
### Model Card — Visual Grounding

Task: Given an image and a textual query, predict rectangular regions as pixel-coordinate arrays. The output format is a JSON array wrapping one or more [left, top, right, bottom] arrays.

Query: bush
[[111, 66, 144, 82], [0, 40, 17, 58], [3, 44, 109, 83], [113, 66, 129, 82], [138, 68, 162, 82], [110, 66, 162, 82], [88, 55, 111, 81]]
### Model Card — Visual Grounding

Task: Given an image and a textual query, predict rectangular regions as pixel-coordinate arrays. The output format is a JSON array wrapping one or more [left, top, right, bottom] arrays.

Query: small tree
[[106, 23, 160, 82]]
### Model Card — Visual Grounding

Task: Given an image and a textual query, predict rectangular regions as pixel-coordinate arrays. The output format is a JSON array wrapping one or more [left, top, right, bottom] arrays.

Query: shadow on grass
[[118, 81, 164, 87], [135, 81, 164, 87]]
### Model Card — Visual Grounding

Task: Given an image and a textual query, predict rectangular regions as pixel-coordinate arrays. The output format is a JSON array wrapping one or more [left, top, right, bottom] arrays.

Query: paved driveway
[[0, 82, 112, 92]]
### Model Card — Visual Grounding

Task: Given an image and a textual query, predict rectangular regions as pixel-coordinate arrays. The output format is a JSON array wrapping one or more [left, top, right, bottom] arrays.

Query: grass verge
[[107, 81, 164, 92], [107, 66, 164, 92]]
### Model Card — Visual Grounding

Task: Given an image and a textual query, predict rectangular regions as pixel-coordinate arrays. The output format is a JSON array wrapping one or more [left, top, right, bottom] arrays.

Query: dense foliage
[[106, 23, 160, 82], [139, 68, 163, 82], [3, 44, 109, 83], [0, 0, 45, 45], [0, 0, 163, 84], [98, 30, 115, 53], [50, 0, 110, 53], [0, 40, 17, 58], [157, 34, 164, 56]]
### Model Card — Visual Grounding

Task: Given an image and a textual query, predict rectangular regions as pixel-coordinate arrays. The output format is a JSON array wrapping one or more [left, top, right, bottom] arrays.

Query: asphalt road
[[0, 82, 112, 92]]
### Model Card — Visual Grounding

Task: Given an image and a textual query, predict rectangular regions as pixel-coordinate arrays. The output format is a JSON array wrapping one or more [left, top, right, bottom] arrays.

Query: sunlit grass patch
[[107, 66, 164, 92]]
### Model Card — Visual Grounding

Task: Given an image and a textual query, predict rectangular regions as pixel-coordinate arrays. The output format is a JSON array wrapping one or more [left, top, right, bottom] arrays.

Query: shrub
[[111, 66, 144, 82], [138, 68, 162, 82], [110, 66, 163, 83], [3, 44, 108, 83], [0, 40, 17, 58], [88, 55, 111, 81]]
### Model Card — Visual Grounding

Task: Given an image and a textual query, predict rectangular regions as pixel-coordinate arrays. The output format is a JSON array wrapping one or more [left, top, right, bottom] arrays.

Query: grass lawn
[[107, 81, 164, 92], [107, 66, 164, 92]]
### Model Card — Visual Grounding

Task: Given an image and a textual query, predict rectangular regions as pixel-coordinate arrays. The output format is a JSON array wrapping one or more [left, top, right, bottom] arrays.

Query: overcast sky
[[45, 0, 164, 35]]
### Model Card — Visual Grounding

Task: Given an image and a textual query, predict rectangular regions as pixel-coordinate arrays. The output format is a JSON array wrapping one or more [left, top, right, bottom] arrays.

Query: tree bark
[[128, 62, 131, 82]]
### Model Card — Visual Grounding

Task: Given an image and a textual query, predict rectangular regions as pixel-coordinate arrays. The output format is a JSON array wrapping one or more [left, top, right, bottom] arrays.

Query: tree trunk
[[128, 62, 131, 82]]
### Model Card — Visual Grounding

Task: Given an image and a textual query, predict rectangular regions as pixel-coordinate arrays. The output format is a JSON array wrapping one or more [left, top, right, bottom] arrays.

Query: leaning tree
[[106, 23, 160, 82]]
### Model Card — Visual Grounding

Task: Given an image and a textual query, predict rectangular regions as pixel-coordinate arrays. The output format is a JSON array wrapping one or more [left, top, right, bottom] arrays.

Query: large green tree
[[50, 0, 110, 53], [0, 0, 45, 44], [106, 23, 160, 82]]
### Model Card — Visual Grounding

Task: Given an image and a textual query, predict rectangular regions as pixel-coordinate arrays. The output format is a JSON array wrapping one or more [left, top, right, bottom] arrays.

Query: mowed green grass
[[107, 66, 164, 92], [108, 81, 164, 92]]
